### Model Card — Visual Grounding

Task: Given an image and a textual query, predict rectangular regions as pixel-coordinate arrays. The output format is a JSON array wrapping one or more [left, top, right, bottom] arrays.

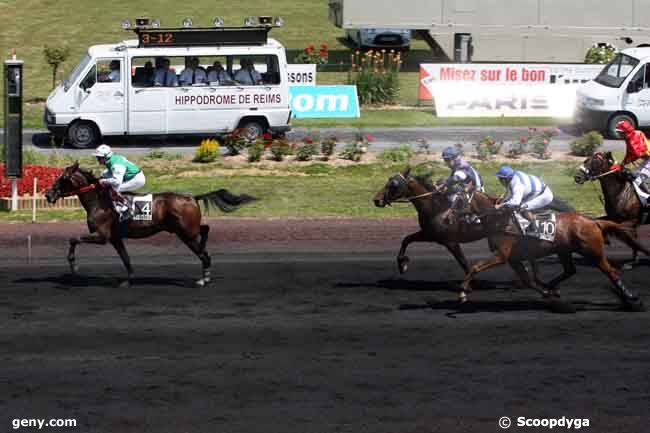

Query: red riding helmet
[[616, 120, 635, 135]]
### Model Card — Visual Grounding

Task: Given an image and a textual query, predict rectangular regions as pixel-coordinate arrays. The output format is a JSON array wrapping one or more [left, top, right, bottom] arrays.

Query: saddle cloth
[[510, 211, 557, 242], [128, 193, 153, 221]]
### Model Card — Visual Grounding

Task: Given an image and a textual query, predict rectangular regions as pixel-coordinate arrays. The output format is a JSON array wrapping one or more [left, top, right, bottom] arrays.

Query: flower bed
[[0, 165, 63, 197]]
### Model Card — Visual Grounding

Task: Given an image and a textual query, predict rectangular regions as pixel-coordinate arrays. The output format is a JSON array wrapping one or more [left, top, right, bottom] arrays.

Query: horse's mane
[[73, 166, 99, 184], [413, 172, 438, 192]]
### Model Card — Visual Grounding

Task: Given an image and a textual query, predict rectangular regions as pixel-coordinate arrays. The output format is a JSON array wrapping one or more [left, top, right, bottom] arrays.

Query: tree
[[43, 45, 70, 89]]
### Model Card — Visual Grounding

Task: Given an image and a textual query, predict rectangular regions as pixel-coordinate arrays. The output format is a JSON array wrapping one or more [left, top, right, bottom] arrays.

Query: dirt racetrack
[[1, 219, 649, 433]]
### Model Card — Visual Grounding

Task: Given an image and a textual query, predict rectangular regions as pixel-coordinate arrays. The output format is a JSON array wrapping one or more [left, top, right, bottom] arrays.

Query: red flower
[[365, 133, 375, 142], [520, 136, 528, 144], [303, 137, 314, 144], [320, 43, 328, 49]]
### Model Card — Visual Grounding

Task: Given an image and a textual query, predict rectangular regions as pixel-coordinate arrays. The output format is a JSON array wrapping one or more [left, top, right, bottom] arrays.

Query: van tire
[[607, 114, 636, 139], [68, 121, 99, 149], [239, 120, 266, 143]]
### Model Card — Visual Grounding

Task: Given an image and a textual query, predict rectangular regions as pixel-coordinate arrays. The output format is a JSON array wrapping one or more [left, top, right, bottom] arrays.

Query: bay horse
[[575, 151, 648, 263], [45, 162, 256, 287], [452, 190, 648, 311], [373, 167, 489, 275]]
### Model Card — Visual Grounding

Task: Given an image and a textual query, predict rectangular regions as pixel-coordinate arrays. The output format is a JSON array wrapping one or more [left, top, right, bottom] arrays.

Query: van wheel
[[607, 114, 636, 139], [68, 122, 99, 149], [240, 121, 265, 143]]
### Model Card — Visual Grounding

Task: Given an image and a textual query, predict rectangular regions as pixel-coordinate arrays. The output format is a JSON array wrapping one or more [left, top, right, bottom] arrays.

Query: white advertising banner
[[287, 64, 317, 86], [418, 63, 603, 117]]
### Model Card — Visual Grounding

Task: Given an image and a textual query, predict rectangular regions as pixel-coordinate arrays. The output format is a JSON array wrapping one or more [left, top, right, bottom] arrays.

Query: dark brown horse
[[373, 168, 489, 275], [452, 190, 648, 311], [575, 151, 648, 263], [45, 162, 255, 287]]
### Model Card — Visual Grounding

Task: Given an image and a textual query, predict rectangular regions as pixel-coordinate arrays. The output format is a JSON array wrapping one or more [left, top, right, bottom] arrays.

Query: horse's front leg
[[397, 231, 427, 274], [111, 237, 134, 288], [68, 234, 107, 274], [460, 254, 506, 302]]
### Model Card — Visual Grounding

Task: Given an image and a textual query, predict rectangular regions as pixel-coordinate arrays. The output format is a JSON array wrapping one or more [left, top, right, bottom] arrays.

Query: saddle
[[111, 191, 154, 221]]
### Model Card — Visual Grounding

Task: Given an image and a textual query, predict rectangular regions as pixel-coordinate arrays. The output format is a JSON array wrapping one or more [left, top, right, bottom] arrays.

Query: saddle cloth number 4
[[132, 194, 153, 221]]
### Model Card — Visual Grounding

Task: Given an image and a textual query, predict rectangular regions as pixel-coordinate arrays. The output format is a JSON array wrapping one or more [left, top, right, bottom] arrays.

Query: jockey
[[611, 120, 650, 193], [93, 144, 146, 222], [442, 146, 484, 193], [494, 165, 554, 232]]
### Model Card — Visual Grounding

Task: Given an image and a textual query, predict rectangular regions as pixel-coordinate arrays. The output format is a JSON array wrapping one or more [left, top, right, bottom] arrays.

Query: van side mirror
[[627, 81, 640, 94]]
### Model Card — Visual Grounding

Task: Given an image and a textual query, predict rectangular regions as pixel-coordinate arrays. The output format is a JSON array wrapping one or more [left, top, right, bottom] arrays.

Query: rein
[[392, 173, 439, 203], [62, 183, 97, 197], [588, 167, 620, 181]]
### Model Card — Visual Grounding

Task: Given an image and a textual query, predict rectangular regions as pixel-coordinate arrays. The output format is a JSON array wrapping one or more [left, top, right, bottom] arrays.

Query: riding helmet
[[496, 165, 515, 179], [442, 146, 460, 160], [93, 144, 113, 158]]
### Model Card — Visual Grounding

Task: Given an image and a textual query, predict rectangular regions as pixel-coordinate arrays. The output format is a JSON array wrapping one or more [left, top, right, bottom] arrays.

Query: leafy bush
[[269, 138, 291, 161], [339, 143, 364, 162], [416, 138, 431, 154], [528, 127, 559, 159], [247, 141, 265, 162], [378, 145, 413, 163], [570, 130, 604, 156], [146, 148, 183, 160], [506, 136, 529, 159], [222, 129, 248, 155], [293, 43, 329, 65], [473, 135, 502, 160], [320, 135, 338, 160], [347, 50, 402, 105], [585, 43, 617, 64], [295, 143, 318, 161], [193, 138, 220, 163]]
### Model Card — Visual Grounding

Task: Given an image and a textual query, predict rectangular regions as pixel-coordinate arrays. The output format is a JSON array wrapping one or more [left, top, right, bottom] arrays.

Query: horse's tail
[[596, 220, 649, 256], [547, 197, 575, 213], [194, 189, 257, 213]]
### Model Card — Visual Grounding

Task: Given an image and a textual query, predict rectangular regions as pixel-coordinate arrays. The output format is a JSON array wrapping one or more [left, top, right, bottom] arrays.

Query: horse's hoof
[[548, 299, 576, 314], [119, 280, 131, 289], [195, 279, 206, 287], [397, 256, 409, 274], [69, 265, 79, 274], [458, 292, 468, 303]]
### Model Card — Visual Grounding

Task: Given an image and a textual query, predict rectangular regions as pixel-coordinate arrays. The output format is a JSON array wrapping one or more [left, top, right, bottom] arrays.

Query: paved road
[[0, 220, 648, 433], [1, 126, 624, 157]]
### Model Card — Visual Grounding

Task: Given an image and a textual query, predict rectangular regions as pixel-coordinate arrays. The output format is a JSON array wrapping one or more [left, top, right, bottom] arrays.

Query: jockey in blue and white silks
[[495, 165, 554, 232], [442, 146, 484, 193]]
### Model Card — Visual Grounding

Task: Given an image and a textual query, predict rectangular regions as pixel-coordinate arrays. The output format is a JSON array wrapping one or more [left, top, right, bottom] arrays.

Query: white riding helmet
[[93, 144, 113, 158]]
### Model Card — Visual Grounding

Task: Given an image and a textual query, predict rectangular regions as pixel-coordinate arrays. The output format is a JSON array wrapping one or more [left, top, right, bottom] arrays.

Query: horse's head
[[45, 161, 91, 203], [575, 151, 616, 184], [374, 167, 414, 207]]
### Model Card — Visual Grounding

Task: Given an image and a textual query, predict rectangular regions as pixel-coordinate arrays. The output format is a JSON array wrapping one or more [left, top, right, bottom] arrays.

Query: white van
[[45, 18, 291, 148], [576, 47, 650, 138]]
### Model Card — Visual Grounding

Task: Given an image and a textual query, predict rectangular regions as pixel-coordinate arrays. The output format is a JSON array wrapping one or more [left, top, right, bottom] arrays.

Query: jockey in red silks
[[611, 120, 650, 192]]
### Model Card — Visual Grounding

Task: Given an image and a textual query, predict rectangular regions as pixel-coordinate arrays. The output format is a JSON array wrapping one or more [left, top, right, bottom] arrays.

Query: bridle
[[388, 173, 439, 203], [62, 183, 97, 197], [580, 153, 621, 182]]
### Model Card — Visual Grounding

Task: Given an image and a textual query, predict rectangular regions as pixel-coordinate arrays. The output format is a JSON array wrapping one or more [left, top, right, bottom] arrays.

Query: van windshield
[[594, 53, 639, 88], [63, 54, 91, 91]]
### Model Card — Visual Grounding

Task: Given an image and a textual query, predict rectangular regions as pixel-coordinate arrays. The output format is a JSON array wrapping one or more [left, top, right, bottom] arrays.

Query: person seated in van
[[234, 58, 262, 85], [107, 60, 121, 82], [179, 57, 207, 85], [134, 61, 155, 86], [154, 58, 178, 87], [207, 61, 232, 84]]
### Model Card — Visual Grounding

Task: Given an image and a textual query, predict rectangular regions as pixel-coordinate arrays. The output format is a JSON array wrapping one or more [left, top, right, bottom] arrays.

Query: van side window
[[97, 59, 121, 83], [231, 55, 280, 85]]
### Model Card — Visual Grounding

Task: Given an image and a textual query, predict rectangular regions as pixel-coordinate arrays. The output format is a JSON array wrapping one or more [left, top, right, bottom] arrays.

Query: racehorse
[[575, 151, 648, 263], [373, 167, 489, 275], [451, 189, 647, 311], [45, 162, 256, 287]]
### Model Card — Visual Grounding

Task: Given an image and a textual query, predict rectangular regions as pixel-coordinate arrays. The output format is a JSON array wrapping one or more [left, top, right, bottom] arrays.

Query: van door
[[77, 58, 126, 135], [128, 57, 166, 134], [623, 63, 650, 127]]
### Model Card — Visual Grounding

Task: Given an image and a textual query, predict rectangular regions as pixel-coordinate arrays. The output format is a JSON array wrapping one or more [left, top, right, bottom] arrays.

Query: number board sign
[[136, 28, 270, 47]]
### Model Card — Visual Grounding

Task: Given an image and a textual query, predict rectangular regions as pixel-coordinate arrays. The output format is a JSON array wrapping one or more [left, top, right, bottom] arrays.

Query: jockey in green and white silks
[[93, 144, 146, 221]]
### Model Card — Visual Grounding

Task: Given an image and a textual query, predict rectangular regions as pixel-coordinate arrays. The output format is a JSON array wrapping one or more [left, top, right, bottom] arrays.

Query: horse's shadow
[[15, 273, 192, 289], [400, 298, 624, 316], [335, 278, 514, 293]]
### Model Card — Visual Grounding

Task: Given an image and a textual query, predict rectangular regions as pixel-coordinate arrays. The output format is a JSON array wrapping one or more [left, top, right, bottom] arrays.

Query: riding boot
[[113, 201, 132, 222], [522, 210, 538, 233]]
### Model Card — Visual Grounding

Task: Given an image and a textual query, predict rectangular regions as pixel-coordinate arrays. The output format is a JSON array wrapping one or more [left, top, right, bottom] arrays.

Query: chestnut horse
[[373, 168, 489, 275], [45, 162, 256, 287], [575, 151, 648, 263], [452, 190, 647, 311]]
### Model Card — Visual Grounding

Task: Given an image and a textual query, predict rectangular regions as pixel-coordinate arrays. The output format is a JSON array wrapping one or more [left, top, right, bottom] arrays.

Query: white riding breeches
[[117, 171, 146, 192], [523, 187, 554, 211], [634, 158, 650, 180]]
